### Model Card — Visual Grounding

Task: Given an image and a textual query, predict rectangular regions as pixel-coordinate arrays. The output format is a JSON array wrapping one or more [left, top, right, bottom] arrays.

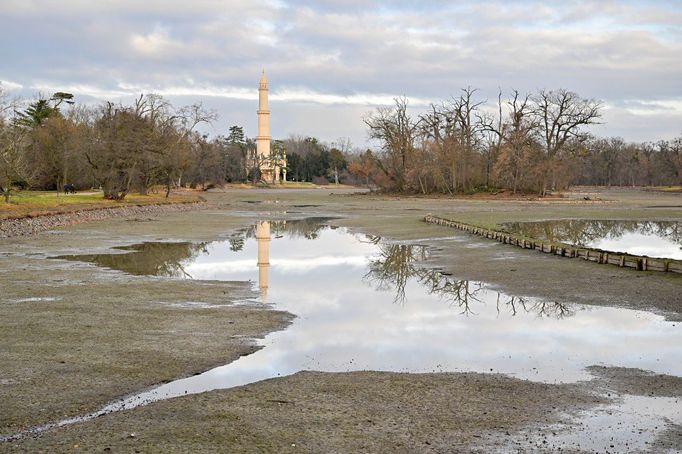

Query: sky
[[1, 0, 681, 148]]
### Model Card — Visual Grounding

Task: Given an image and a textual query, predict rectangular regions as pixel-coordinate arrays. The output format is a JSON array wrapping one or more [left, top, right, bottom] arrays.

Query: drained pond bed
[[16, 218, 681, 450]]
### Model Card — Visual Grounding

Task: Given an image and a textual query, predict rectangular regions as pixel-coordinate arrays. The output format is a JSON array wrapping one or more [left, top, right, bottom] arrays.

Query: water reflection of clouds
[[185, 256, 368, 276], [66, 221, 681, 411], [503, 220, 682, 260], [592, 233, 682, 259], [185, 259, 254, 275], [272, 256, 369, 272]]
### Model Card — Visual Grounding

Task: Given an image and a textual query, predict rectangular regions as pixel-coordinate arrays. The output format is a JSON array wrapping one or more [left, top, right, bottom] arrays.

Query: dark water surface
[[49, 219, 682, 449], [502, 219, 682, 259]]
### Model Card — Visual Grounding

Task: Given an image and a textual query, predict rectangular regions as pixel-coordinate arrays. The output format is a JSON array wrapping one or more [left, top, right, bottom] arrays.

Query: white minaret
[[256, 69, 272, 182]]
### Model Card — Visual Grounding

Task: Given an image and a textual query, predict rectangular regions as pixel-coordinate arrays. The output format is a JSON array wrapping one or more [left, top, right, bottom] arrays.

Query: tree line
[[0, 88, 353, 202], [356, 88, 682, 194], [0, 90, 221, 201], [2, 85, 680, 202]]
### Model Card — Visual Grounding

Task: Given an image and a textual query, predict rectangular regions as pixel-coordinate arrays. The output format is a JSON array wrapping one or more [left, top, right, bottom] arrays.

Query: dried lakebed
[[8, 218, 682, 450]]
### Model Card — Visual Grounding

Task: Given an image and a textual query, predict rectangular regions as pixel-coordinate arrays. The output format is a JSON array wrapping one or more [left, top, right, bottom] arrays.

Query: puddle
[[406, 235, 468, 243], [157, 301, 233, 309], [34, 219, 682, 444], [3, 297, 62, 304], [519, 395, 682, 452], [502, 220, 682, 259], [53, 242, 208, 277], [55, 220, 682, 386]]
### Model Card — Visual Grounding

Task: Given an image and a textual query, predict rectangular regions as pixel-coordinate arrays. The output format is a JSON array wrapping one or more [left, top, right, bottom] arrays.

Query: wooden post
[[422, 214, 681, 275]]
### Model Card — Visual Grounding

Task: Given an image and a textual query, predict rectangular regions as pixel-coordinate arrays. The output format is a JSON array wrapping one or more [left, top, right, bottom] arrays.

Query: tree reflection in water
[[54, 242, 209, 278], [496, 295, 572, 319], [502, 219, 682, 248], [364, 243, 428, 306], [56, 219, 573, 318], [55, 219, 335, 279], [365, 242, 572, 318], [227, 218, 337, 252]]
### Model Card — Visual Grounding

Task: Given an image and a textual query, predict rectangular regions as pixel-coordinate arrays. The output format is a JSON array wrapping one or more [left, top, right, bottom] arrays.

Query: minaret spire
[[256, 69, 272, 181]]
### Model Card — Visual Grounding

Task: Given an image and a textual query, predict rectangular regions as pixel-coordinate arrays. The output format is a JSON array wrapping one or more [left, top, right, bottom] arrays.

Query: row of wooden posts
[[423, 215, 682, 275]]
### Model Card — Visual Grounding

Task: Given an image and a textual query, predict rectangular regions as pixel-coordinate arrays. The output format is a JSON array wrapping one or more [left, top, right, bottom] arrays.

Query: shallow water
[[502, 219, 682, 259], [57, 219, 682, 388], [48, 219, 682, 448], [509, 394, 682, 452]]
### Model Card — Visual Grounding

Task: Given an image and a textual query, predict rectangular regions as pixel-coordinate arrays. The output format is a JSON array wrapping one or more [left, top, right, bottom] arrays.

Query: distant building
[[253, 70, 286, 183]]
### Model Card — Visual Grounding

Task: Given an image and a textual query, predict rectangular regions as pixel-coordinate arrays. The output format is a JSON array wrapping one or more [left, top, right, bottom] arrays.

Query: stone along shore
[[0, 202, 205, 238]]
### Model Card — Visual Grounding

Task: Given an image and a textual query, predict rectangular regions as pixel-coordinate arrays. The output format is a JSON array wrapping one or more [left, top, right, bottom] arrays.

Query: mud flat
[[0, 210, 292, 436], [1, 187, 680, 451], [5, 367, 680, 452], [4, 371, 606, 453]]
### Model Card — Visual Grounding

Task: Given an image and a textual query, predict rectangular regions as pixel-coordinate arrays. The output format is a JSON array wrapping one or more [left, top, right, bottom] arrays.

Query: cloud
[[129, 28, 182, 57], [29, 79, 429, 107], [619, 98, 682, 115], [0, 80, 23, 91], [0, 0, 680, 143]]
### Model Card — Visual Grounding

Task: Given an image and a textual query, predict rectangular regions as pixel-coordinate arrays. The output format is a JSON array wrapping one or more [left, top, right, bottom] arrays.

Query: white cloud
[[272, 89, 431, 106], [1, 0, 680, 143], [0, 80, 23, 91], [33, 80, 431, 108], [29, 82, 131, 100], [130, 29, 177, 56], [619, 98, 682, 116]]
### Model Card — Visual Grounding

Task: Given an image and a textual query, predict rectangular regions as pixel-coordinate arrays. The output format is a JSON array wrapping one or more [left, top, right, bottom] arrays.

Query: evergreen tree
[[227, 125, 245, 145]]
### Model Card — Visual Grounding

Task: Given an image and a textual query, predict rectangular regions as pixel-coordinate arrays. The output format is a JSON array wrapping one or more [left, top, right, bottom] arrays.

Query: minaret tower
[[256, 69, 273, 182]]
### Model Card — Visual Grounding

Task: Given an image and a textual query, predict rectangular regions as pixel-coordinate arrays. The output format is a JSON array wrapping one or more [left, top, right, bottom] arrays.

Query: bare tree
[[0, 94, 32, 202], [659, 137, 682, 187], [478, 90, 505, 188], [449, 87, 485, 191], [186, 133, 224, 189], [532, 89, 602, 194], [347, 149, 376, 190], [419, 103, 458, 193], [29, 115, 80, 193], [364, 97, 420, 191], [84, 95, 217, 199], [494, 91, 541, 194], [164, 102, 218, 195], [418, 88, 485, 192]]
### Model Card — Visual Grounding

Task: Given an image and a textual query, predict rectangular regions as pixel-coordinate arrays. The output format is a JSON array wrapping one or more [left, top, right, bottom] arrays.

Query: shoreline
[[1, 188, 680, 451], [0, 201, 206, 238]]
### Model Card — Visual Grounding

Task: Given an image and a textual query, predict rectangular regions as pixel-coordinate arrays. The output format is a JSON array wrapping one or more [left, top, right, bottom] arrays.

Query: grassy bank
[[648, 185, 682, 193], [0, 190, 203, 220]]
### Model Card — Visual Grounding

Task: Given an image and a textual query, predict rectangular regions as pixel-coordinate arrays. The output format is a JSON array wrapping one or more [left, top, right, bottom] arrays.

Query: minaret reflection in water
[[255, 221, 270, 302], [38, 219, 680, 449]]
